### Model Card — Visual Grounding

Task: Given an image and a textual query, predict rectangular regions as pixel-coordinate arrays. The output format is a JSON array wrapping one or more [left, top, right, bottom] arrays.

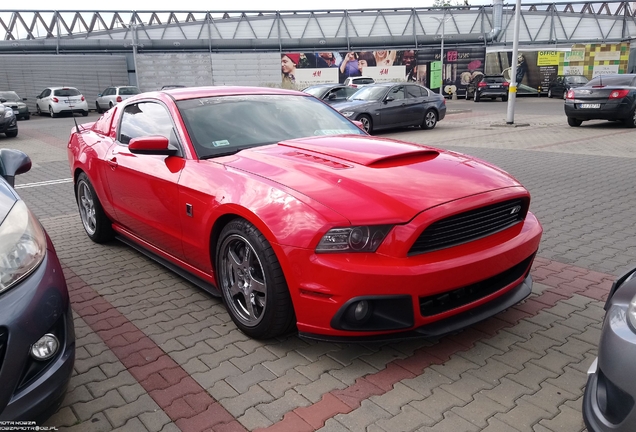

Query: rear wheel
[[75, 173, 115, 243], [36, 105, 41, 116], [358, 114, 373, 134], [421, 109, 438, 130], [23, 113, 30, 120], [622, 109, 636, 128], [49, 106, 57, 118], [474, 92, 480, 102], [82, 111, 89, 117], [563, 90, 567, 100], [567, 117, 582, 127], [109, 102, 114, 109], [216, 218, 295, 339], [502, 95, 508, 102], [547, 89, 553, 98]]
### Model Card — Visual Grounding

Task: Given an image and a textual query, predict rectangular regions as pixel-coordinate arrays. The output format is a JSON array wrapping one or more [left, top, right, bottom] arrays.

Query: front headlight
[[3, 108, 13, 118], [340, 111, 355, 118], [0, 200, 47, 294], [316, 225, 392, 253]]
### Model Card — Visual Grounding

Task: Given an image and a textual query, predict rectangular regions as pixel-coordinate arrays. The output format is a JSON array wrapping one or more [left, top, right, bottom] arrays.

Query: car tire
[[465, 91, 470, 100], [82, 111, 89, 117], [421, 109, 438, 130], [547, 89, 553, 98], [474, 92, 480, 102], [216, 218, 295, 339], [75, 172, 115, 243], [96, 102, 103, 114], [358, 114, 373, 134], [36, 105, 41, 116], [502, 95, 508, 102], [49, 106, 57, 118], [5, 130, 17, 138], [563, 90, 567, 100], [23, 113, 30, 120], [567, 117, 583, 127], [109, 102, 114, 109], [622, 109, 636, 128]]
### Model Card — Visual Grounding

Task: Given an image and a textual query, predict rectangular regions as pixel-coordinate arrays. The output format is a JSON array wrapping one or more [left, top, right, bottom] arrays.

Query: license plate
[[580, 103, 600, 109], [490, 85, 502, 88]]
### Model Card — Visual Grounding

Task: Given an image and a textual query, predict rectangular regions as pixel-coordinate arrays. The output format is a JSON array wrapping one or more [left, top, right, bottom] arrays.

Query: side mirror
[[22, 98, 27, 101], [97, 94, 103, 97], [0, 98, 6, 103], [129, 136, 178, 156], [0, 149, 32, 188], [327, 93, 337, 100], [384, 96, 395, 103]]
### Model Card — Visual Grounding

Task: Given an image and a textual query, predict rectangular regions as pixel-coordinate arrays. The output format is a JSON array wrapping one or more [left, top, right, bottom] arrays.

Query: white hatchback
[[35, 87, 89, 118], [95, 86, 140, 113]]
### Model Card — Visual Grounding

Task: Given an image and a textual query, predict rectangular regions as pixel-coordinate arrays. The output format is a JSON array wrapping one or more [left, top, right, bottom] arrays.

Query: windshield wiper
[[199, 148, 244, 159]]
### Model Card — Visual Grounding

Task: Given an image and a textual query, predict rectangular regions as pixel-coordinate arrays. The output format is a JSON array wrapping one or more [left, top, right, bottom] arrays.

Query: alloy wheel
[[77, 180, 97, 235], [219, 234, 268, 327]]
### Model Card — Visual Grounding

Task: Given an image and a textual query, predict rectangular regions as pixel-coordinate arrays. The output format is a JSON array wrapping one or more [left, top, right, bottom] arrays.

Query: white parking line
[[14, 178, 73, 189]]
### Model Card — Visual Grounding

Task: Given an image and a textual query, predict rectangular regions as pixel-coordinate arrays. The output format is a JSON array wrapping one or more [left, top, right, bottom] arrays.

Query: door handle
[[107, 157, 118, 169]]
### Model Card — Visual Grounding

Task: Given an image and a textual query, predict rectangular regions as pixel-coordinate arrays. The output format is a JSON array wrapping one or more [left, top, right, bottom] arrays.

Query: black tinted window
[[54, 88, 81, 97], [406, 85, 423, 98], [119, 87, 140, 95], [354, 78, 374, 85], [484, 77, 505, 83], [119, 102, 177, 146], [388, 86, 405, 100]]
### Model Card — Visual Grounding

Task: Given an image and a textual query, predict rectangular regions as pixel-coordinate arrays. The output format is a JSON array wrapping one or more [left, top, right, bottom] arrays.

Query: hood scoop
[[279, 136, 439, 167]]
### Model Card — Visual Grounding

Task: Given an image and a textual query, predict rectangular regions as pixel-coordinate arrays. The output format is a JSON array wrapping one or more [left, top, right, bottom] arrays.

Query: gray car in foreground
[[331, 82, 446, 133], [583, 266, 636, 431], [0, 149, 75, 422]]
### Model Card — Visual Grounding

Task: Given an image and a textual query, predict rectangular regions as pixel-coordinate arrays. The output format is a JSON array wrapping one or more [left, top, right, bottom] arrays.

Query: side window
[[43, 89, 51, 98], [332, 88, 348, 98], [118, 102, 179, 149], [345, 87, 358, 98], [406, 85, 422, 98], [389, 86, 405, 100]]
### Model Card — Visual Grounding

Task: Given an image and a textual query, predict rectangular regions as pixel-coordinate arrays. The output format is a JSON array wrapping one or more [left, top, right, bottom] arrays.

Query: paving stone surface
[[3, 98, 629, 431]]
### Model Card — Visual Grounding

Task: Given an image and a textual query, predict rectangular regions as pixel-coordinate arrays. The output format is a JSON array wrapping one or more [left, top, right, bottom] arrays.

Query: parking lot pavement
[[3, 98, 633, 431]]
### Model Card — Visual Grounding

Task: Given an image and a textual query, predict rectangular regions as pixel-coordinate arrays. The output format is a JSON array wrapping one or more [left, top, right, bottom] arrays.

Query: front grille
[[419, 254, 534, 317], [0, 328, 7, 371], [409, 198, 528, 255]]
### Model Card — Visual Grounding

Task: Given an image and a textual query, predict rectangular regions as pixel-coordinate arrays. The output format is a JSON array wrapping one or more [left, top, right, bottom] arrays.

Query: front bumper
[[583, 266, 636, 431], [564, 100, 632, 121], [278, 191, 543, 339], [0, 236, 75, 423]]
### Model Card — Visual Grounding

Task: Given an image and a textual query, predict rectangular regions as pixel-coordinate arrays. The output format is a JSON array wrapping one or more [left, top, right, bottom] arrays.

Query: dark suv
[[547, 75, 588, 99], [466, 75, 509, 102]]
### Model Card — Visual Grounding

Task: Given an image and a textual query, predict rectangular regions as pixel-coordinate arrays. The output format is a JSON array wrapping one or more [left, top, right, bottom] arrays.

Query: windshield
[[303, 87, 326, 97], [349, 86, 388, 101], [0, 91, 20, 102], [565, 76, 588, 84], [119, 87, 140, 95], [177, 94, 365, 159], [53, 88, 81, 97]]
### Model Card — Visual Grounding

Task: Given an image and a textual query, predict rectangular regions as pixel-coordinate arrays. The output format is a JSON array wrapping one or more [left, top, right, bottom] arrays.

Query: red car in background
[[67, 86, 542, 341]]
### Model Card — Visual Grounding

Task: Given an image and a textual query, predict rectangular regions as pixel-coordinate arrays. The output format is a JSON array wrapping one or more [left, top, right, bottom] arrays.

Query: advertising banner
[[417, 46, 486, 97]]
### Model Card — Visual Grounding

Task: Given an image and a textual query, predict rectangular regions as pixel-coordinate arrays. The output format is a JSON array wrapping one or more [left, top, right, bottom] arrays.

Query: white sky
[[16, 0, 496, 11]]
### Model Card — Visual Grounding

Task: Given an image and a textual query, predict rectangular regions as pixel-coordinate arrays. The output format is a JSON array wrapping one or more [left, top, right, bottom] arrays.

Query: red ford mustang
[[67, 86, 542, 341]]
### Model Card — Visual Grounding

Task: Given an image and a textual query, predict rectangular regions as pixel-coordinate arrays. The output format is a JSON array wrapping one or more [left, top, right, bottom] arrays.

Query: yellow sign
[[537, 51, 560, 66]]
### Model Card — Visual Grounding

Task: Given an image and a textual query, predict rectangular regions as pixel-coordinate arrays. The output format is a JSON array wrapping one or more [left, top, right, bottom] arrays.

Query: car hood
[[222, 135, 523, 223], [0, 178, 18, 225], [330, 99, 378, 112]]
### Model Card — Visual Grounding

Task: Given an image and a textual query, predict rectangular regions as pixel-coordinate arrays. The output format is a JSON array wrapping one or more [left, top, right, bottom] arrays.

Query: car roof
[[304, 83, 343, 89], [161, 86, 307, 101]]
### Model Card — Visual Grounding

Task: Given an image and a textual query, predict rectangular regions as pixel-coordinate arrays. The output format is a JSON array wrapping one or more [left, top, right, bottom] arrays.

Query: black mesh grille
[[409, 198, 528, 255], [419, 254, 534, 317], [0, 328, 6, 371]]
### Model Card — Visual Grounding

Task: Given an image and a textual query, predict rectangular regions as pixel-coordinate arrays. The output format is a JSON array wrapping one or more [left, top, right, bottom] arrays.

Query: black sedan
[[547, 75, 588, 99], [0, 92, 30, 120], [331, 82, 446, 133], [0, 103, 18, 138], [0, 149, 75, 422], [302, 83, 358, 104], [565, 74, 636, 127]]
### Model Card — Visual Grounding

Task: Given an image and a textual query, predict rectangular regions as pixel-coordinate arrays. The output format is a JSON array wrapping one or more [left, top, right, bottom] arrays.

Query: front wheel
[[75, 173, 115, 243], [421, 109, 438, 130], [567, 117, 582, 127], [216, 219, 295, 339], [358, 114, 373, 134], [5, 130, 17, 138], [96, 102, 103, 114]]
